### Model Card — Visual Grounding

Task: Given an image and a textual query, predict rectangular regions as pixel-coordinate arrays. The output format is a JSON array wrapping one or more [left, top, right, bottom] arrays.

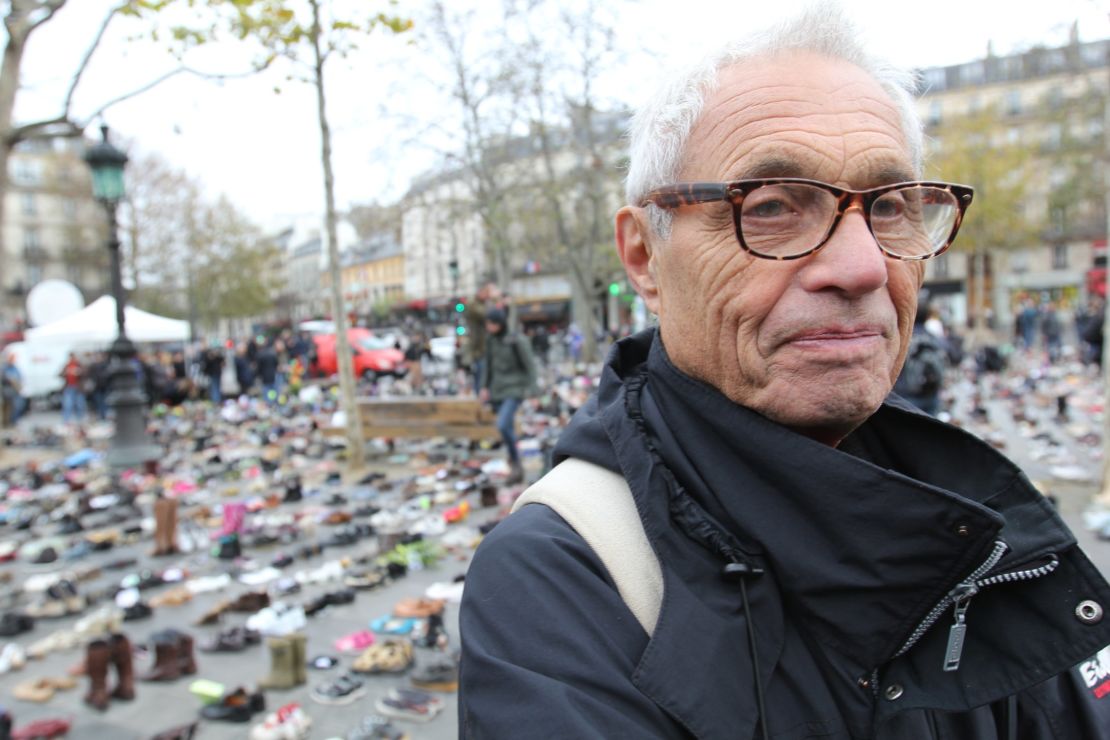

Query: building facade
[[286, 235, 326, 321], [2, 137, 110, 331], [915, 30, 1110, 331], [339, 235, 405, 317]]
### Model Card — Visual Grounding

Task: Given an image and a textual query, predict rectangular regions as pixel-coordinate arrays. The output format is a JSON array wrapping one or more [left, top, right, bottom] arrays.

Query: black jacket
[[460, 329, 1110, 739]]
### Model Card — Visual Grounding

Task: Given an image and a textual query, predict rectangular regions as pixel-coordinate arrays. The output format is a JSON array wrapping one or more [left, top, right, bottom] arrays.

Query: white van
[[4, 340, 71, 400]]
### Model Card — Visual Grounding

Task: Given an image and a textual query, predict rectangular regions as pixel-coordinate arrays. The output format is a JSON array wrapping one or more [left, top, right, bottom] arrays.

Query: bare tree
[[415, 0, 627, 360], [0, 0, 270, 293]]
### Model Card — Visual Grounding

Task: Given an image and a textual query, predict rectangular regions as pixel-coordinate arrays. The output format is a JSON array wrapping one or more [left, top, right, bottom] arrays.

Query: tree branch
[[63, 1, 121, 117], [7, 116, 80, 145], [28, 0, 67, 33], [77, 63, 272, 127]]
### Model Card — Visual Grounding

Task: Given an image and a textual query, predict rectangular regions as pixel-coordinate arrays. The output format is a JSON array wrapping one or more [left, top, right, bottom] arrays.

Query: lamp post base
[[106, 336, 160, 471]]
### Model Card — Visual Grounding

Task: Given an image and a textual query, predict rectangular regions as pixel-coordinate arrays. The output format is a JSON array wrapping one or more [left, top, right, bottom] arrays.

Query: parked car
[[310, 329, 405, 381]]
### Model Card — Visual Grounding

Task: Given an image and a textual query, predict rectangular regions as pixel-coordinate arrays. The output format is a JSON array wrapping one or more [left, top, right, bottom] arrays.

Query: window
[[1006, 89, 1022, 116], [67, 263, 81, 285], [1082, 43, 1107, 68], [926, 100, 943, 126], [960, 61, 985, 86], [1051, 206, 1067, 234], [23, 229, 40, 250], [1052, 244, 1069, 269], [1044, 123, 1063, 150], [27, 264, 42, 286], [10, 158, 39, 185], [922, 67, 947, 92], [21, 193, 35, 216], [932, 253, 949, 279]]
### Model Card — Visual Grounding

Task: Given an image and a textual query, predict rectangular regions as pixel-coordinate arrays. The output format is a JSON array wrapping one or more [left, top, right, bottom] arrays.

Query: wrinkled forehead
[[683, 51, 914, 187]]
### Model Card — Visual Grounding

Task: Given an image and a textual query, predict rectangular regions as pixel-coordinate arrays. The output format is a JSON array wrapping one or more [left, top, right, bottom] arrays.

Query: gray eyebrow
[[735, 157, 915, 186]]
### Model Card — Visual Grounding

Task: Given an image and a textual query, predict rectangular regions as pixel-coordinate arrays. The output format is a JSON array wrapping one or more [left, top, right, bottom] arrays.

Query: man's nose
[[798, 207, 888, 296]]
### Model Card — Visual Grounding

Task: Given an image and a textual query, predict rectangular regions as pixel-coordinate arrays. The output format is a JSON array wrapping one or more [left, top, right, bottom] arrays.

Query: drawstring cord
[[626, 371, 772, 739], [723, 562, 770, 740]]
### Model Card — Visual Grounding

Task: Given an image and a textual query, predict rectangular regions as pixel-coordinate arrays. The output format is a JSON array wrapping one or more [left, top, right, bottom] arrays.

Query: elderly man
[[458, 6, 1110, 740]]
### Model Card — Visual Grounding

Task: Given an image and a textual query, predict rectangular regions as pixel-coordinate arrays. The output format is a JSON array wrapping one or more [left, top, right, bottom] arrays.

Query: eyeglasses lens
[[738, 183, 959, 259]]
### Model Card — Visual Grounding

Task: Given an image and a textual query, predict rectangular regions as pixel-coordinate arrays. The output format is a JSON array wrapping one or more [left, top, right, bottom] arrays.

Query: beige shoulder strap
[[512, 458, 663, 636]]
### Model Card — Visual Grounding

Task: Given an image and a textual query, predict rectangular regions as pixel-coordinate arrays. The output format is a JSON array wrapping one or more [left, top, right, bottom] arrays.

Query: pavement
[[0, 354, 1109, 739]]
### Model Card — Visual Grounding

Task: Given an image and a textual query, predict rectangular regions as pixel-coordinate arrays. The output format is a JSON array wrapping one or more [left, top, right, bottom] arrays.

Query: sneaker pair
[[310, 673, 366, 706], [373, 687, 444, 723], [249, 701, 311, 740]]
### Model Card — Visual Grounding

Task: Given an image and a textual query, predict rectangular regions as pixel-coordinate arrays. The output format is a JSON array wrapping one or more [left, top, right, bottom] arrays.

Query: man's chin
[[751, 379, 889, 445]]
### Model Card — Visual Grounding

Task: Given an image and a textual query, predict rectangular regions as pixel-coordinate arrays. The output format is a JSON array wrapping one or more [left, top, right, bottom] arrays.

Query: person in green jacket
[[479, 308, 537, 484]]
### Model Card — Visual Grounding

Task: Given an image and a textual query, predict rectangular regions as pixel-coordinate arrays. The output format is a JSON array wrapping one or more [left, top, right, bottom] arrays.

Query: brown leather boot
[[140, 633, 181, 682], [109, 633, 135, 700], [83, 639, 111, 711], [152, 498, 179, 556], [176, 632, 197, 676]]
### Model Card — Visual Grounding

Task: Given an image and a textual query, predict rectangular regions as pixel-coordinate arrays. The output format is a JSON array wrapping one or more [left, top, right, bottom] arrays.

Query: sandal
[[392, 597, 444, 619], [351, 639, 413, 675], [369, 616, 416, 635]]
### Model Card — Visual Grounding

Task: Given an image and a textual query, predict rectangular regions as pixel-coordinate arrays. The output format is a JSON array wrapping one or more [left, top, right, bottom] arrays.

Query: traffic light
[[608, 282, 622, 296], [456, 325, 467, 336], [455, 300, 466, 313]]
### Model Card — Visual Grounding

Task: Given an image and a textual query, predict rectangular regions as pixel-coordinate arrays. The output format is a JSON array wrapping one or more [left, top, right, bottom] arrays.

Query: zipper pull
[[943, 583, 978, 672]]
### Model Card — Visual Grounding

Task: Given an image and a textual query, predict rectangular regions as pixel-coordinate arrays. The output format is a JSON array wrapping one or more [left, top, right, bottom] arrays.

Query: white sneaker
[[246, 603, 306, 636], [0, 642, 26, 673]]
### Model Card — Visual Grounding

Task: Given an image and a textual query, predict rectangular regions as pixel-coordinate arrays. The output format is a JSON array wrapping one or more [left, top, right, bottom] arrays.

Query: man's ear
[[615, 206, 660, 314]]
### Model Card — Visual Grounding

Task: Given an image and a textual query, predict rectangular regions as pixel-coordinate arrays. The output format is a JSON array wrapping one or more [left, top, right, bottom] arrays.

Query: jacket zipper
[[891, 540, 1060, 672]]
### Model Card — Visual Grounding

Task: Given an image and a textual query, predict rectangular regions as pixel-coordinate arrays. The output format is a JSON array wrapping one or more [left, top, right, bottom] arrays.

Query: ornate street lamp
[[84, 125, 160, 470]]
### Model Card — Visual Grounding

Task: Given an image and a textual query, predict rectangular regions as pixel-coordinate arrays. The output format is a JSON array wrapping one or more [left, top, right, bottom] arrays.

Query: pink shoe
[[333, 630, 375, 653]]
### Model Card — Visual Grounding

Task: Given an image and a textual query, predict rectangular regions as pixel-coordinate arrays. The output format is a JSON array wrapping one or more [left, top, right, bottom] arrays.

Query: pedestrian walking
[[60, 353, 87, 422], [460, 6, 1110, 738], [87, 353, 110, 418], [1042, 301, 1063, 364], [2, 351, 25, 427], [202, 347, 225, 405], [479, 308, 536, 485], [234, 342, 256, 396], [894, 298, 947, 416], [403, 332, 427, 394], [256, 342, 281, 404]]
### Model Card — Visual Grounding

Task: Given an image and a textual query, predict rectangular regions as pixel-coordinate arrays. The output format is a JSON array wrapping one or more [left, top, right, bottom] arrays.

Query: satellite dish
[[26, 280, 85, 327]]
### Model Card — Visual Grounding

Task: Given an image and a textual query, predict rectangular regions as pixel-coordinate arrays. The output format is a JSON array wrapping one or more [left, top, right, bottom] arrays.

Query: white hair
[[625, 1, 924, 238]]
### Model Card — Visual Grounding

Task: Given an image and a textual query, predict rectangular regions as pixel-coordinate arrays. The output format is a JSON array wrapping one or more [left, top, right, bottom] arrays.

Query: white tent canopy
[[25, 295, 189, 346]]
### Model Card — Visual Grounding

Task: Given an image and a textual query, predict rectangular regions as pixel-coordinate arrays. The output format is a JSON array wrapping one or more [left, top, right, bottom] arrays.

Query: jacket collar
[[583, 331, 1092, 737]]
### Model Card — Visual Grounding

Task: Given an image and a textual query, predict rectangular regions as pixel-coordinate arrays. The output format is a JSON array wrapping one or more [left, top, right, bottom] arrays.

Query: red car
[[311, 329, 406, 380]]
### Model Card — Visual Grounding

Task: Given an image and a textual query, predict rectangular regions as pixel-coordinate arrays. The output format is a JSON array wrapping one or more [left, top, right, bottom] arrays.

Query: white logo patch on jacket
[[1078, 646, 1110, 699]]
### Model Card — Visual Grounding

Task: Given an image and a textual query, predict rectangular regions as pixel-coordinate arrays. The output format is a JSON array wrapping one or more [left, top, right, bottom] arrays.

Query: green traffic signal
[[455, 302, 466, 313], [456, 325, 467, 336], [608, 282, 621, 296]]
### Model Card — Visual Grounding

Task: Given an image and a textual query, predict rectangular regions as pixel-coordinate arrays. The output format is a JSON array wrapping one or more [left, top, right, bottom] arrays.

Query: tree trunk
[[0, 11, 29, 315], [310, 0, 363, 469]]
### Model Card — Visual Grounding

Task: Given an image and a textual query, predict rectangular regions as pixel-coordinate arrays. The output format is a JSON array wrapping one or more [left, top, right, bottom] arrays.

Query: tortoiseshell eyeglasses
[[640, 179, 974, 261]]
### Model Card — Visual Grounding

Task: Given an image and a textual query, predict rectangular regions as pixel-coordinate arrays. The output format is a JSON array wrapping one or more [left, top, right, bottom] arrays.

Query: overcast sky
[[13, 0, 1110, 235]]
